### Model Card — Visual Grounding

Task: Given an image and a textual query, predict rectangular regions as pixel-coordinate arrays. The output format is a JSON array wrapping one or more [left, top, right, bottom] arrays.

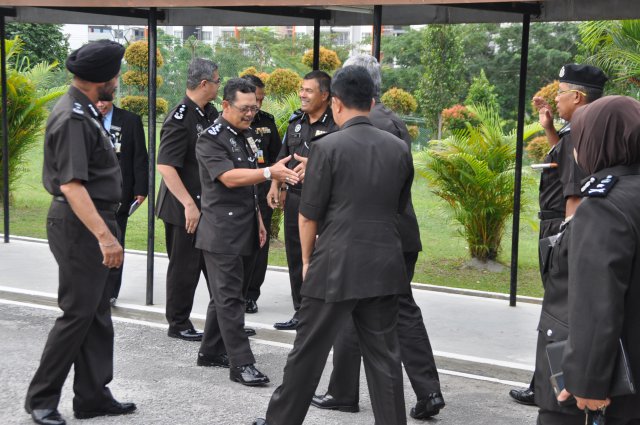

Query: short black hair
[[330, 66, 374, 111], [241, 74, 265, 89], [304, 70, 331, 94], [223, 77, 256, 103]]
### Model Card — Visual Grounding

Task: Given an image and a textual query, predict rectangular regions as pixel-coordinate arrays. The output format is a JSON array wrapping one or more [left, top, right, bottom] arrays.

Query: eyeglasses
[[557, 89, 586, 97], [206, 78, 221, 85], [230, 103, 259, 114]]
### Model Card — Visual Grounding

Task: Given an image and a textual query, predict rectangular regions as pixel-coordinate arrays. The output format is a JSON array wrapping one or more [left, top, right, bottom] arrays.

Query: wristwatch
[[263, 167, 271, 180]]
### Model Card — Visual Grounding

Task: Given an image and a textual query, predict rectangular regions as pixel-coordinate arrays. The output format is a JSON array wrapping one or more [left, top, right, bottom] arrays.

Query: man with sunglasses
[[194, 78, 298, 385], [157, 58, 220, 342], [509, 63, 607, 408]]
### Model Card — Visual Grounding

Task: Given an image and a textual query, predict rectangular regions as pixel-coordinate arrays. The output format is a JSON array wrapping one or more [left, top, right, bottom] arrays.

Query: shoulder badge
[[581, 174, 618, 197], [173, 104, 187, 121], [206, 123, 222, 136], [72, 102, 84, 115], [288, 109, 303, 123]]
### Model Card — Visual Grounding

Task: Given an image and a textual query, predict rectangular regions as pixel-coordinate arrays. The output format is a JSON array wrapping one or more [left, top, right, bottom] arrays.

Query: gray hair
[[566, 83, 603, 104], [186, 58, 218, 90], [343, 54, 381, 97]]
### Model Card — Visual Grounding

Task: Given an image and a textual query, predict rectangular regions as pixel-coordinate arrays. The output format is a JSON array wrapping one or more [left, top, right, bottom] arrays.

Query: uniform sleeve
[[563, 198, 635, 399], [275, 127, 290, 162], [398, 149, 414, 214], [558, 138, 584, 199], [131, 114, 149, 196], [51, 116, 91, 184], [195, 132, 235, 181], [299, 143, 331, 221], [157, 117, 188, 168]]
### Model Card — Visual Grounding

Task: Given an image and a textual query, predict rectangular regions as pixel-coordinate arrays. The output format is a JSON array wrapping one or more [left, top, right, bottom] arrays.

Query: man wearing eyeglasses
[[156, 58, 220, 342], [509, 63, 607, 410], [194, 78, 299, 386]]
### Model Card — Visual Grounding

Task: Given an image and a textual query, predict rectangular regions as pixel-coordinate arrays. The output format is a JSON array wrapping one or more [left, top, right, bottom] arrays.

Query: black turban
[[66, 40, 125, 83]]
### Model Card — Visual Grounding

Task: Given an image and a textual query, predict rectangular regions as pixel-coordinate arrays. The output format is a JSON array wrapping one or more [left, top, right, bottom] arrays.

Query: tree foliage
[[464, 69, 499, 112], [0, 37, 65, 201], [266, 68, 301, 98], [5, 23, 69, 69], [121, 40, 168, 118], [414, 104, 541, 261], [416, 25, 466, 135]]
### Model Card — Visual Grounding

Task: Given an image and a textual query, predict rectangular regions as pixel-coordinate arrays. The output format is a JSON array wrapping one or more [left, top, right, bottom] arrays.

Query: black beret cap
[[66, 40, 125, 83], [558, 64, 608, 90]]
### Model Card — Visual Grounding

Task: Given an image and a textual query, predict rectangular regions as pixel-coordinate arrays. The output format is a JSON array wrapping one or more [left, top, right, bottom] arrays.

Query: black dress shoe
[[197, 352, 229, 368], [167, 327, 203, 341], [509, 387, 536, 406], [246, 299, 258, 314], [244, 327, 257, 337], [74, 400, 136, 419], [311, 393, 359, 413], [30, 409, 66, 425], [252, 419, 267, 425], [273, 318, 299, 330], [230, 364, 270, 386], [410, 392, 445, 419]]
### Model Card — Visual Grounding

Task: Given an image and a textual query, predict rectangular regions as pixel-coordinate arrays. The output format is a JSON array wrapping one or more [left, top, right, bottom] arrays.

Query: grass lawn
[[2, 140, 544, 298]]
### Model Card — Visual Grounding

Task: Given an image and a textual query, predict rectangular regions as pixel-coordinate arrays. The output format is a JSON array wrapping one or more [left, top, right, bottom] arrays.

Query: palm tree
[[579, 20, 640, 88], [0, 37, 66, 201], [414, 104, 541, 262]]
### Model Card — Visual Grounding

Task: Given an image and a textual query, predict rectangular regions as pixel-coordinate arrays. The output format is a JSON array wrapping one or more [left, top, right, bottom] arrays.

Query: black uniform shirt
[[277, 106, 338, 190], [369, 100, 422, 254], [250, 110, 282, 203], [156, 96, 218, 226], [194, 116, 260, 256], [539, 124, 585, 214], [43, 86, 122, 203]]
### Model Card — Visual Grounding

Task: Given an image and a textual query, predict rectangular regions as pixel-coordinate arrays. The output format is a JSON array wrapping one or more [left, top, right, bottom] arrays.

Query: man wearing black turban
[[25, 40, 136, 425]]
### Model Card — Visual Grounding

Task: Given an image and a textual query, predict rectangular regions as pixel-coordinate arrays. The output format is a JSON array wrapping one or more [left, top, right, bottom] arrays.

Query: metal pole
[[313, 17, 320, 70], [146, 7, 157, 305], [509, 13, 530, 307], [372, 5, 382, 61], [1, 16, 8, 243]]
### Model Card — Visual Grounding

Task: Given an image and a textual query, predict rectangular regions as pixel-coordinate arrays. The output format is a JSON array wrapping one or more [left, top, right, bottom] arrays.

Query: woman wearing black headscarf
[[554, 95, 640, 424]]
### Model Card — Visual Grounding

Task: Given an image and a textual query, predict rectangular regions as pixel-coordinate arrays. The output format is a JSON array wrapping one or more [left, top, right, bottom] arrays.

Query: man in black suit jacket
[[312, 54, 445, 420], [96, 100, 149, 305], [254, 66, 412, 425]]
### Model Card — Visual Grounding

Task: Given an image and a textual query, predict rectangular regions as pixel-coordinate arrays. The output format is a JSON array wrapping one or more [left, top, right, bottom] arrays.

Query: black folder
[[546, 338, 636, 398]]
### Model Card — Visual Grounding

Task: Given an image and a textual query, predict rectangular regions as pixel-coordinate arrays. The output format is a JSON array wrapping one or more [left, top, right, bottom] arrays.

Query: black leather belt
[[538, 210, 564, 221], [53, 196, 120, 213]]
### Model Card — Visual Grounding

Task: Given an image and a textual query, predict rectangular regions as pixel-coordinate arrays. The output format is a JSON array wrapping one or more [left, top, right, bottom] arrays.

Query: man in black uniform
[[509, 63, 606, 405], [96, 98, 149, 306], [25, 40, 136, 425], [312, 54, 445, 420], [194, 78, 298, 385], [254, 65, 413, 425], [267, 70, 338, 330], [156, 58, 220, 341], [241, 74, 282, 314]]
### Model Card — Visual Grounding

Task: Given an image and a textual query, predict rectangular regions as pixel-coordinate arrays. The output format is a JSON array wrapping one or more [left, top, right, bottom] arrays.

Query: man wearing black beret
[[509, 63, 607, 410], [24, 39, 136, 425]]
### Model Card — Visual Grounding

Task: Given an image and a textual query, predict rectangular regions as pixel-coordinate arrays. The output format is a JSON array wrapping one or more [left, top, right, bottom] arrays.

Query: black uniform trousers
[[200, 251, 257, 367], [107, 210, 128, 299], [26, 202, 116, 412], [326, 252, 440, 403], [265, 295, 406, 425], [283, 189, 303, 317], [528, 217, 565, 391], [164, 222, 209, 331], [245, 195, 273, 302]]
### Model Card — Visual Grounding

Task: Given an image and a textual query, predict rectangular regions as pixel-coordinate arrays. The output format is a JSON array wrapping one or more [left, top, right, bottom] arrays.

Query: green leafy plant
[[301, 46, 342, 72], [121, 41, 168, 118], [0, 37, 65, 202], [525, 136, 550, 163], [441, 104, 479, 134], [120, 96, 168, 116], [531, 80, 559, 117], [381, 87, 418, 116], [414, 104, 541, 262], [265, 68, 301, 99]]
